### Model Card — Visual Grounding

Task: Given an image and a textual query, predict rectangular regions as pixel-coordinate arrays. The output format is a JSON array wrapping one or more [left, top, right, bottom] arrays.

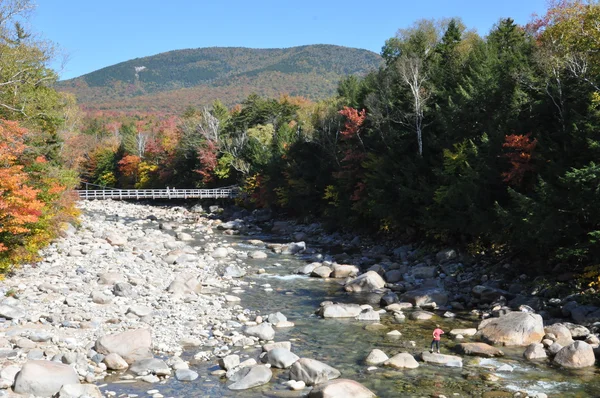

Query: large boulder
[[94, 329, 152, 364], [245, 323, 275, 341], [344, 271, 386, 293], [456, 343, 504, 358], [308, 379, 376, 398], [13, 361, 79, 397], [58, 384, 102, 398], [289, 358, 341, 386], [266, 348, 299, 369], [318, 303, 362, 318], [228, 365, 272, 390], [553, 341, 596, 368], [477, 312, 544, 346], [544, 324, 575, 347], [384, 352, 419, 369], [401, 288, 448, 306]]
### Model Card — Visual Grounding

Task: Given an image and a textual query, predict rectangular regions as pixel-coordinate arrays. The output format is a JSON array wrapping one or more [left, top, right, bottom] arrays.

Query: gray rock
[[105, 233, 127, 246], [113, 282, 135, 298], [0, 364, 20, 384], [130, 358, 171, 376], [331, 264, 359, 278], [401, 288, 448, 306], [457, 343, 504, 358], [308, 379, 376, 398], [219, 354, 240, 371], [98, 272, 127, 285], [13, 360, 79, 397], [103, 353, 129, 370], [267, 312, 287, 324], [175, 369, 199, 381], [344, 271, 386, 293], [228, 365, 272, 390], [223, 265, 246, 278], [544, 324, 574, 346], [365, 349, 388, 365], [249, 250, 268, 259], [95, 329, 152, 364], [380, 292, 399, 307], [554, 341, 596, 368], [0, 304, 26, 320], [296, 263, 320, 275], [421, 352, 462, 367], [58, 384, 102, 398], [127, 305, 153, 317], [548, 342, 563, 355], [523, 343, 547, 360], [266, 348, 299, 369], [262, 341, 292, 352], [562, 322, 591, 339], [289, 358, 341, 386], [91, 291, 112, 304], [356, 308, 380, 321], [245, 323, 275, 340], [384, 352, 419, 369], [384, 270, 404, 283], [409, 310, 434, 320], [436, 249, 457, 263], [311, 266, 332, 278], [318, 303, 362, 318], [410, 266, 437, 279]]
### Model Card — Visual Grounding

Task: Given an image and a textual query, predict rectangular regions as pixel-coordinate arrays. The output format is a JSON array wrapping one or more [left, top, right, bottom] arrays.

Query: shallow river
[[101, 215, 600, 398]]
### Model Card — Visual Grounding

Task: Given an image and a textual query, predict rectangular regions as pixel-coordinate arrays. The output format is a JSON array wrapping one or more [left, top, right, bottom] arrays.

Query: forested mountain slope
[[57, 45, 382, 113]]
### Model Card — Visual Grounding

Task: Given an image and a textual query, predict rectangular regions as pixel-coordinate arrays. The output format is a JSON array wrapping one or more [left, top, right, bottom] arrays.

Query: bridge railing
[[75, 187, 239, 200]]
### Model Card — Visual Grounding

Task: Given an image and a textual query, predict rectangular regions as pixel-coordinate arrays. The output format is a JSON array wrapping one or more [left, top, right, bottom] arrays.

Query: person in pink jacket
[[430, 324, 444, 353]]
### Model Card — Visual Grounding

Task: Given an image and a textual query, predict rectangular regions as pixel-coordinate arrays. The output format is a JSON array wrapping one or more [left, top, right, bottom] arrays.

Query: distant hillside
[[58, 45, 383, 113]]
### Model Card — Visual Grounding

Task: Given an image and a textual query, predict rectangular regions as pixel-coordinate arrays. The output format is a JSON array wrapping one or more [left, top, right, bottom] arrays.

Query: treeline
[[0, 1, 79, 271], [74, 1, 600, 286]]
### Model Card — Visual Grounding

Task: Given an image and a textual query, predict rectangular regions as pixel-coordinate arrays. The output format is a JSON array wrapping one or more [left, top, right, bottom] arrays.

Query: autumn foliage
[[0, 120, 77, 270], [502, 134, 537, 187]]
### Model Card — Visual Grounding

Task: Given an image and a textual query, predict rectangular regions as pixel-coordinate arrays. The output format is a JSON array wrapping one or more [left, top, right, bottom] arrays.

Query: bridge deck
[[76, 188, 238, 200]]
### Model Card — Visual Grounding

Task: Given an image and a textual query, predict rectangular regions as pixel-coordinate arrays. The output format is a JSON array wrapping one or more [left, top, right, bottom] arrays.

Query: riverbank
[[0, 200, 598, 397]]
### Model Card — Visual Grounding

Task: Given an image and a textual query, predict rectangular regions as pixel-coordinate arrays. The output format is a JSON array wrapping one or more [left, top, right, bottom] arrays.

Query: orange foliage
[[118, 155, 141, 178], [0, 120, 45, 251], [502, 134, 538, 186]]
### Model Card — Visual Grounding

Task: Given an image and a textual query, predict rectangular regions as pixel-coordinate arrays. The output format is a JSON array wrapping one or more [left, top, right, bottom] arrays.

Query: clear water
[[99, 217, 600, 398]]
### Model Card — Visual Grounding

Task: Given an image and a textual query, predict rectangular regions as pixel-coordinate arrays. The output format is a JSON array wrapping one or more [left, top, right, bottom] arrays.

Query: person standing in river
[[430, 324, 444, 353]]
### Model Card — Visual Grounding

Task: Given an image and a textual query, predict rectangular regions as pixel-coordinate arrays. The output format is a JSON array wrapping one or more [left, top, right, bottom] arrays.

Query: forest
[[2, 0, 600, 296]]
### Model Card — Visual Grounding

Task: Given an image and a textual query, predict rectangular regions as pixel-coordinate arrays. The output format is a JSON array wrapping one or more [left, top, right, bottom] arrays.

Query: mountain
[[58, 45, 383, 114]]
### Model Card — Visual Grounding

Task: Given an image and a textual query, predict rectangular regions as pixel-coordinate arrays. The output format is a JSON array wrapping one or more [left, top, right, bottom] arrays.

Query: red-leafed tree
[[195, 140, 218, 184], [502, 133, 538, 187], [334, 107, 367, 201]]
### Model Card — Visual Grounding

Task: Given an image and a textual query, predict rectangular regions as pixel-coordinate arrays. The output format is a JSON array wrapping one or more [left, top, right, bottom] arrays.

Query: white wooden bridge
[[76, 185, 239, 200]]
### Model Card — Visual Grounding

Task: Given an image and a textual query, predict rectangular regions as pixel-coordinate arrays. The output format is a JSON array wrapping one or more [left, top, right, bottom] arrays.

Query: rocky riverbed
[[0, 200, 598, 397]]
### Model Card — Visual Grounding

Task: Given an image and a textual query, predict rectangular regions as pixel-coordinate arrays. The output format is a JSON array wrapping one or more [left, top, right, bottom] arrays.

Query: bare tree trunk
[[397, 56, 429, 156]]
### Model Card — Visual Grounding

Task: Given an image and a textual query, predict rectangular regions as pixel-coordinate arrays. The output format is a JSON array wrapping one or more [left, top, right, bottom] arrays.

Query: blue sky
[[32, 0, 549, 80]]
